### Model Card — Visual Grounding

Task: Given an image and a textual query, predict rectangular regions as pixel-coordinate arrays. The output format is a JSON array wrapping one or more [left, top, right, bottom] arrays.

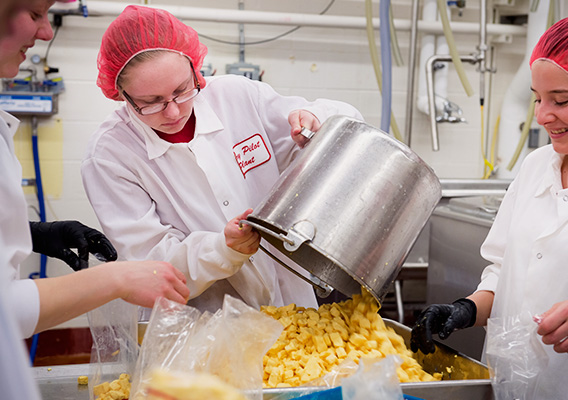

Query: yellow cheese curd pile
[[93, 373, 131, 400], [261, 289, 441, 388]]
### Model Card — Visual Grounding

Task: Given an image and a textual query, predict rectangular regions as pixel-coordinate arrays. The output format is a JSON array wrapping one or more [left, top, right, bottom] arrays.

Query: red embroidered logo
[[232, 134, 271, 178]]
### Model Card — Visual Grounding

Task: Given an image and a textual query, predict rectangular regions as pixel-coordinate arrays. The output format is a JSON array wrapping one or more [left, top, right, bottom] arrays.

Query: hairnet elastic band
[[530, 57, 568, 74], [113, 48, 192, 91]]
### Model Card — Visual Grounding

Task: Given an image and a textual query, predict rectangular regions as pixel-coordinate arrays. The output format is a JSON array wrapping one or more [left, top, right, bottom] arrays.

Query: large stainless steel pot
[[245, 115, 442, 302]]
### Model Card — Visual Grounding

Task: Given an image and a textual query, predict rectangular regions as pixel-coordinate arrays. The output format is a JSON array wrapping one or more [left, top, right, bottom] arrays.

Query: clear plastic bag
[[341, 355, 404, 400], [308, 358, 359, 388], [131, 295, 284, 400], [486, 312, 549, 400], [87, 299, 139, 400]]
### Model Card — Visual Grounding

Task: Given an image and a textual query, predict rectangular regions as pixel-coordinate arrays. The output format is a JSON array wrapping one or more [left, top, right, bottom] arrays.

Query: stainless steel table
[[34, 318, 494, 400], [34, 364, 493, 400], [34, 364, 91, 400]]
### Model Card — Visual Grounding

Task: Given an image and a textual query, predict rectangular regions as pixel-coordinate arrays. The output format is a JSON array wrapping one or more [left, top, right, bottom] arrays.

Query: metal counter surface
[[34, 364, 493, 400], [439, 178, 511, 198], [34, 320, 494, 400], [34, 364, 91, 400]]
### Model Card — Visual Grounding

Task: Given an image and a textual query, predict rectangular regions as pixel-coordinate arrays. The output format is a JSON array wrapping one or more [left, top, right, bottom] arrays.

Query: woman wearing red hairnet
[[82, 5, 364, 313], [0, 0, 190, 340], [410, 17, 568, 397]]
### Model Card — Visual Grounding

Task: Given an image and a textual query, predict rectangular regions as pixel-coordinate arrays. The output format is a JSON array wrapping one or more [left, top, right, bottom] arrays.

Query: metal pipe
[[238, 0, 245, 63], [478, 0, 489, 160], [404, 0, 420, 146], [85, 1, 527, 36], [379, 0, 392, 134], [486, 45, 496, 161], [426, 54, 478, 151], [478, 0, 487, 107], [394, 280, 404, 324]]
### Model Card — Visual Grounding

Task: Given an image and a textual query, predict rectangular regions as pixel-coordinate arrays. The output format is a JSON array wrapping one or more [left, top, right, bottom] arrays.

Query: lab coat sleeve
[[476, 177, 519, 294], [252, 79, 364, 169], [4, 279, 40, 338], [0, 112, 40, 338], [81, 157, 251, 300]]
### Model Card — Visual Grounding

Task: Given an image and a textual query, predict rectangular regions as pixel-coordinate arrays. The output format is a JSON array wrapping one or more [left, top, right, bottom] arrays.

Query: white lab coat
[[0, 110, 40, 338], [477, 144, 568, 398], [82, 74, 364, 312]]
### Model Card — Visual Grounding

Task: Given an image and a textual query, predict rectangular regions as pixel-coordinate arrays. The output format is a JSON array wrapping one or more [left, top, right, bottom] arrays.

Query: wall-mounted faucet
[[438, 98, 466, 123], [426, 0, 491, 151], [426, 53, 479, 150]]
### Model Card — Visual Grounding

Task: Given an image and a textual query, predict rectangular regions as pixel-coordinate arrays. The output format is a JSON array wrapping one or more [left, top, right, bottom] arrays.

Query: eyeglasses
[[122, 63, 201, 116]]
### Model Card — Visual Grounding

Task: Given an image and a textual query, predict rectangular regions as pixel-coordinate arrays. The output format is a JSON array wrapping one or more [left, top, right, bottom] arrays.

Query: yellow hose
[[435, 0, 474, 97], [389, 7, 404, 67], [480, 105, 494, 178], [547, 2, 555, 27], [364, 0, 404, 142], [483, 114, 500, 179], [506, 94, 535, 171], [489, 115, 500, 177]]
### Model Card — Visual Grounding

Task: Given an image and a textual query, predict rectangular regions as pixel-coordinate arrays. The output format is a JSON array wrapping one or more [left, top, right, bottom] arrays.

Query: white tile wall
[[15, 0, 550, 328]]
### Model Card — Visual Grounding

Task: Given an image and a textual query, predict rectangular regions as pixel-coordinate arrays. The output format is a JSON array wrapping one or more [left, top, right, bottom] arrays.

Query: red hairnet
[[530, 17, 568, 73], [97, 5, 208, 101]]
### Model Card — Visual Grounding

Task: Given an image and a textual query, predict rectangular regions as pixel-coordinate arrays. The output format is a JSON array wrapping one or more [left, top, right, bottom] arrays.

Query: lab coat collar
[[534, 149, 563, 197], [0, 110, 20, 137], [193, 93, 224, 137], [125, 94, 224, 160]]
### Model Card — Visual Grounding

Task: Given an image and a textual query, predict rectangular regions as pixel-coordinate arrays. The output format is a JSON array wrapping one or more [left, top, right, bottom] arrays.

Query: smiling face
[[531, 60, 568, 155], [0, 0, 54, 78], [118, 51, 198, 134]]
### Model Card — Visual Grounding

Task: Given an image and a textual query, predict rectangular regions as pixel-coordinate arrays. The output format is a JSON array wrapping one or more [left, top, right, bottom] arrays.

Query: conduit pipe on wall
[[364, 0, 403, 142], [416, 0, 450, 118], [85, 1, 526, 36], [379, 0, 392, 134], [404, 0, 419, 146]]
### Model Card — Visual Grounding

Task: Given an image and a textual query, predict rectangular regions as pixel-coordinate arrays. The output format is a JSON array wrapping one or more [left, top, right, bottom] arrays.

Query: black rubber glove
[[410, 298, 477, 354], [29, 221, 118, 271]]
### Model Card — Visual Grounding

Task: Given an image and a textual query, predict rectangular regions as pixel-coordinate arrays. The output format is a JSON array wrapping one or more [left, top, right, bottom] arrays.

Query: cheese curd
[[261, 289, 441, 387], [93, 373, 131, 400]]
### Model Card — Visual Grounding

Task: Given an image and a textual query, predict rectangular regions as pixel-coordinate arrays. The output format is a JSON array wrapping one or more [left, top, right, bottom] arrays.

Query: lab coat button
[[563, 195, 568, 202], [250, 256, 254, 262], [223, 200, 229, 206], [536, 253, 543, 259]]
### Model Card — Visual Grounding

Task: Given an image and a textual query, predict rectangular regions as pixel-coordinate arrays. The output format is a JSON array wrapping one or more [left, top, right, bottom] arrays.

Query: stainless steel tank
[[244, 115, 442, 302]]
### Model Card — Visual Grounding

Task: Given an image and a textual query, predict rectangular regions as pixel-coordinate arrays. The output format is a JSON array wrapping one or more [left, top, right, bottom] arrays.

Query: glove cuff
[[453, 298, 477, 328]]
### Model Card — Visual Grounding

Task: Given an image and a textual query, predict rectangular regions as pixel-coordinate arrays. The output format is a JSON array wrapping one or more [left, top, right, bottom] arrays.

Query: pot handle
[[299, 126, 316, 140], [239, 220, 333, 298], [239, 219, 296, 246], [259, 244, 333, 298]]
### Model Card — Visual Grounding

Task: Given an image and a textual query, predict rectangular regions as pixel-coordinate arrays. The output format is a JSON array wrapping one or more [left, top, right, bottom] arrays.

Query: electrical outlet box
[[226, 62, 261, 80], [201, 63, 215, 77], [527, 127, 549, 149], [0, 92, 59, 116], [1, 77, 63, 116]]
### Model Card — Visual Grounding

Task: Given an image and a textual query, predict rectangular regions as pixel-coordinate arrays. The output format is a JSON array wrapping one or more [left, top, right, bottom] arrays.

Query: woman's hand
[[113, 260, 190, 307], [537, 300, 568, 353], [288, 109, 321, 148], [33, 260, 190, 334], [224, 209, 260, 255]]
